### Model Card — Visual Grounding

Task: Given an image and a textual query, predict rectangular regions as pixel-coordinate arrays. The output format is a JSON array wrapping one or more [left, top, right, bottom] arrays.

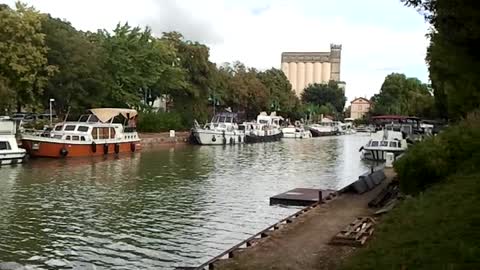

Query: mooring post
[[318, 190, 322, 202]]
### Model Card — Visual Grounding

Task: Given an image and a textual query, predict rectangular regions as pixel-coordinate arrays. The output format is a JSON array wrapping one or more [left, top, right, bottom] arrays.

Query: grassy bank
[[341, 171, 480, 269], [341, 112, 480, 269]]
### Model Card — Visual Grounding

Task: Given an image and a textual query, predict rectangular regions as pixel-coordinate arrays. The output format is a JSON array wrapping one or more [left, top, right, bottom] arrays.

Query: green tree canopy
[[402, 0, 480, 119], [371, 73, 434, 117], [301, 81, 347, 114], [0, 2, 56, 112], [257, 68, 300, 116], [40, 15, 108, 115]]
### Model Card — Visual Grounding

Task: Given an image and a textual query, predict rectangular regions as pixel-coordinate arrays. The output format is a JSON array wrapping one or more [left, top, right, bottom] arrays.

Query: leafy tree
[[371, 73, 435, 117], [402, 0, 480, 119], [0, 2, 56, 112], [99, 24, 180, 107], [301, 81, 347, 113], [40, 16, 108, 115], [257, 68, 300, 116]]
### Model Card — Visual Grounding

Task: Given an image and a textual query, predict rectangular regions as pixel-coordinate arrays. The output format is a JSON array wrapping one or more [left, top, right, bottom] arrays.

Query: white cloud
[[4, 0, 429, 101]]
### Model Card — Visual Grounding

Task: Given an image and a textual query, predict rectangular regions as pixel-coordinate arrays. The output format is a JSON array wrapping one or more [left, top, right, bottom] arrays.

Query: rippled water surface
[[0, 135, 371, 269]]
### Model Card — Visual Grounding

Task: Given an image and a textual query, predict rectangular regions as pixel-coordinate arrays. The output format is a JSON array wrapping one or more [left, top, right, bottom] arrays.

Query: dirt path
[[215, 169, 395, 270]]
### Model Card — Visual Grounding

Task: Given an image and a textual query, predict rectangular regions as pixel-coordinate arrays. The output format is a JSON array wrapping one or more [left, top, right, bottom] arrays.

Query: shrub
[[136, 111, 186, 132], [394, 110, 480, 194]]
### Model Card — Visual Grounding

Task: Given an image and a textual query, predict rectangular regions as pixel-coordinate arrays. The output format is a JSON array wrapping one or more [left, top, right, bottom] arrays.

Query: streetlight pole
[[212, 88, 216, 116], [49, 98, 55, 126]]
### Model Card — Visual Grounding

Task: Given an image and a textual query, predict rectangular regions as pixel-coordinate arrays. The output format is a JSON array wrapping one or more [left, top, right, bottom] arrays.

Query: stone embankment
[[140, 131, 191, 148]]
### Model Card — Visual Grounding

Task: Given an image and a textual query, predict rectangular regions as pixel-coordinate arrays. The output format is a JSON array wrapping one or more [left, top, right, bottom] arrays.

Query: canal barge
[[21, 108, 141, 158], [0, 117, 27, 165], [282, 124, 312, 139]]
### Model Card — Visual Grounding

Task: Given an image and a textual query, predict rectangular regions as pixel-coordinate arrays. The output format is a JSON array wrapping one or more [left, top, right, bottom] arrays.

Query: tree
[[371, 73, 435, 117], [301, 81, 347, 113], [0, 2, 56, 112], [99, 24, 181, 108], [40, 16, 108, 115], [257, 68, 300, 117], [402, 0, 480, 119]]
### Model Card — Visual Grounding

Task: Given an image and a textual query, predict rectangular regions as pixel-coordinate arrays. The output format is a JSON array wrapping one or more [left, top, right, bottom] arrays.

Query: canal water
[[0, 134, 371, 269]]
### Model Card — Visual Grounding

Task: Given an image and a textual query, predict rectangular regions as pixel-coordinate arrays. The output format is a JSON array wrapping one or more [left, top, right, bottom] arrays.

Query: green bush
[[394, 111, 480, 194], [136, 111, 186, 132]]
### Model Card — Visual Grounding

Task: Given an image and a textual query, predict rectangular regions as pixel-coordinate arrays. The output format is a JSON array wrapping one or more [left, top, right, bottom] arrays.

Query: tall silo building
[[281, 44, 343, 97]]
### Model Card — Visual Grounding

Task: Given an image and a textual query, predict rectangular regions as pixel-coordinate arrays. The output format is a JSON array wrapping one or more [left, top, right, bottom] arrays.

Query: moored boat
[[243, 112, 283, 143], [0, 117, 26, 165], [359, 126, 407, 161], [282, 123, 312, 139], [309, 122, 337, 137], [21, 108, 141, 158], [192, 112, 245, 145]]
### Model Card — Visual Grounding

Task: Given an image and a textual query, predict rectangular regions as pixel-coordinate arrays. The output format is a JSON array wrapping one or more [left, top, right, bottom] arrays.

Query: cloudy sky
[[4, 0, 430, 101]]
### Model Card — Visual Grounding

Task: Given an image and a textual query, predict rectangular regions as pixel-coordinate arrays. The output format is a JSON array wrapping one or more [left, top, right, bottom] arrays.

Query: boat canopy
[[89, 108, 138, 123]]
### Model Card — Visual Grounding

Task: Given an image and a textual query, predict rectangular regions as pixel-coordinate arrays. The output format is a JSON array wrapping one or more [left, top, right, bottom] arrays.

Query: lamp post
[[49, 98, 55, 126]]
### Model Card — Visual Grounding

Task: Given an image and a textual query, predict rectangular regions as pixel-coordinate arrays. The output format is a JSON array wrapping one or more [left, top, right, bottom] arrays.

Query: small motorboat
[[282, 123, 312, 139], [192, 112, 245, 145], [243, 112, 283, 143], [360, 126, 408, 161], [0, 117, 26, 165]]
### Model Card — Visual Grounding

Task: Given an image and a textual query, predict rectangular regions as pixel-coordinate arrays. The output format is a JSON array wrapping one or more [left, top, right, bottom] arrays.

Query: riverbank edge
[[208, 168, 396, 270], [139, 131, 190, 148]]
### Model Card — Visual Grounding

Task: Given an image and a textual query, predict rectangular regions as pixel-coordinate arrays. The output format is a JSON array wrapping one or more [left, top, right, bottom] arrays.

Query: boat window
[[72, 135, 80, 141], [389, 141, 397, 148], [219, 116, 226, 123], [381, 141, 388, 147], [53, 135, 62, 139], [54, 125, 63, 131], [371, 141, 379, 147], [0, 141, 11, 150], [77, 126, 89, 132], [81, 136, 86, 141], [225, 116, 232, 123], [65, 135, 71, 140], [92, 127, 98, 139], [110, 127, 116, 139], [398, 142, 402, 148], [64, 125, 76, 131], [99, 127, 109, 139]]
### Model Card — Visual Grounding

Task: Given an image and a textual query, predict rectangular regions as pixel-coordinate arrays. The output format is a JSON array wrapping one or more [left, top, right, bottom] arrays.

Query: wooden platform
[[270, 188, 336, 206], [329, 216, 376, 247]]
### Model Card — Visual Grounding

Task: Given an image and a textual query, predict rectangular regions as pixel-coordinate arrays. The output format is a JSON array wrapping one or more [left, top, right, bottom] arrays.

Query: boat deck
[[270, 188, 337, 206]]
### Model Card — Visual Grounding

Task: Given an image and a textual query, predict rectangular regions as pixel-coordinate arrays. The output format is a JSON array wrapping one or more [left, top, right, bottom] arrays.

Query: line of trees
[[2, 2, 327, 129]]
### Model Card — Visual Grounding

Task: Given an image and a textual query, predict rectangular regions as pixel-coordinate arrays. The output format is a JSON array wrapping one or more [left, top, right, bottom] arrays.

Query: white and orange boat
[[21, 108, 141, 158]]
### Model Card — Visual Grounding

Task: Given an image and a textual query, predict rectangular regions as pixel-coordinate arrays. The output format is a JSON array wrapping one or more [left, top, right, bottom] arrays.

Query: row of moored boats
[[191, 111, 358, 145]]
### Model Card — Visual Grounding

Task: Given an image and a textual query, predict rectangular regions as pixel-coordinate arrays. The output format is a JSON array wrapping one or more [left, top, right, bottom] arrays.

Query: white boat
[[243, 112, 283, 143], [0, 117, 26, 165], [192, 112, 245, 145], [309, 122, 337, 137], [282, 123, 312, 139], [360, 126, 408, 161]]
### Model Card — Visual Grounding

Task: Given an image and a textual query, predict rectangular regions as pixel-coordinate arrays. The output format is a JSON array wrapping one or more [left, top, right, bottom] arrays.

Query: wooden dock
[[270, 188, 336, 206]]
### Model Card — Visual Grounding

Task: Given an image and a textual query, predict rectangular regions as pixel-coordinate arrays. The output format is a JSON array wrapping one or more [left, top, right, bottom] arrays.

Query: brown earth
[[214, 168, 396, 270]]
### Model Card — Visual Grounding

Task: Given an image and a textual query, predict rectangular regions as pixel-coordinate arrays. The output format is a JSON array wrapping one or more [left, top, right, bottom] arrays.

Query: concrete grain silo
[[281, 44, 344, 97]]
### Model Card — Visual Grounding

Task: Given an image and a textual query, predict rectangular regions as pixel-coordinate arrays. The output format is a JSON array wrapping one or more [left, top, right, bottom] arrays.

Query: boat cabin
[[206, 112, 240, 131]]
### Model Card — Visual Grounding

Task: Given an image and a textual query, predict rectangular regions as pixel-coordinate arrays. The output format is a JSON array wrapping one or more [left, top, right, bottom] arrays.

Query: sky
[[4, 0, 430, 102]]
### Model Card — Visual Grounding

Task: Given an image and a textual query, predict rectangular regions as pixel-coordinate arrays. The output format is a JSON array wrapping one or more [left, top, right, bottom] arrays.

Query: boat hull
[[309, 128, 337, 137], [361, 149, 404, 161], [192, 130, 245, 145], [21, 139, 141, 158], [245, 132, 282, 143], [0, 151, 26, 165]]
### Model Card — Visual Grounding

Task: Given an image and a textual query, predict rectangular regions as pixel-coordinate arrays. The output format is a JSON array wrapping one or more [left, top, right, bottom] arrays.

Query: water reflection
[[0, 135, 370, 269]]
